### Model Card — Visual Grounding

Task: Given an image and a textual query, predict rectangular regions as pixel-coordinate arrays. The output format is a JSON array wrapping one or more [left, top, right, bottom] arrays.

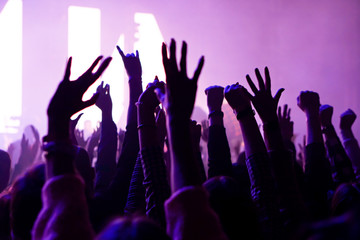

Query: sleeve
[[245, 152, 282, 238], [342, 137, 360, 179], [304, 142, 334, 220], [141, 146, 171, 228], [124, 153, 146, 215], [325, 136, 355, 185], [165, 185, 228, 240], [207, 125, 233, 178], [32, 174, 94, 240]]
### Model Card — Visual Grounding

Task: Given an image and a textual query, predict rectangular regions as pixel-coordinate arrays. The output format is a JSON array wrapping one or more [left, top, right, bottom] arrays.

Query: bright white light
[[134, 13, 165, 89], [68, 6, 101, 137], [100, 35, 125, 128], [0, 0, 23, 134]]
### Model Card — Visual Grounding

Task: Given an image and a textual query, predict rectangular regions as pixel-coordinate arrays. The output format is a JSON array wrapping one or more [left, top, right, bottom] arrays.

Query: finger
[[82, 93, 100, 110], [97, 81, 104, 92], [169, 38, 176, 64], [283, 104, 288, 118], [255, 68, 265, 91], [274, 88, 285, 106], [264, 66, 271, 92], [162, 42, 169, 70], [192, 56, 204, 83], [278, 106, 282, 118], [105, 84, 110, 94], [243, 87, 254, 101], [86, 56, 103, 74], [93, 57, 112, 80], [180, 41, 187, 75], [74, 113, 84, 123], [116, 46, 126, 59], [136, 50, 139, 58], [64, 57, 72, 81], [287, 108, 291, 119], [246, 74, 258, 94]]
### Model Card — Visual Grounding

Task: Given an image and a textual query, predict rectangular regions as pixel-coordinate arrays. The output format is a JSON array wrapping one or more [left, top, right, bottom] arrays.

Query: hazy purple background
[[1, 0, 360, 151]]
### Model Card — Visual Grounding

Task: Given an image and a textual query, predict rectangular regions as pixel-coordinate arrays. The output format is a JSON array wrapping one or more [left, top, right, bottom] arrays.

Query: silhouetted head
[[331, 182, 360, 216], [203, 176, 261, 240], [75, 147, 95, 198], [97, 215, 170, 240], [0, 150, 11, 193], [10, 163, 45, 240]]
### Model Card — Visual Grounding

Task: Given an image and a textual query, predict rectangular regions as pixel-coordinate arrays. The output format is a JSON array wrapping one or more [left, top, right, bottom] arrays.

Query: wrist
[[235, 107, 255, 120], [341, 128, 354, 140], [47, 117, 71, 143], [102, 110, 113, 121]]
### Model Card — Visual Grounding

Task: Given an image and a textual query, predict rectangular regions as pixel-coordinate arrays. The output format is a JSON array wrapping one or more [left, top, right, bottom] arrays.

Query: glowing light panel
[[68, 6, 101, 135], [0, 0, 23, 134], [134, 13, 165, 88]]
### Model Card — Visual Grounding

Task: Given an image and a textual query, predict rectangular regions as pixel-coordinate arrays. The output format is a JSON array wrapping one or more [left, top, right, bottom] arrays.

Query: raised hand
[[319, 104, 334, 127], [340, 109, 357, 130], [48, 56, 112, 120], [205, 85, 224, 113], [116, 46, 142, 79], [138, 77, 164, 112], [95, 81, 113, 117], [75, 129, 88, 148], [46, 56, 111, 142], [224, 83, 251, 114], [297, 91, 320, 115], [160, 39, 204, 119], [278, 104, 294, 141], [246, 67, 284, 122]]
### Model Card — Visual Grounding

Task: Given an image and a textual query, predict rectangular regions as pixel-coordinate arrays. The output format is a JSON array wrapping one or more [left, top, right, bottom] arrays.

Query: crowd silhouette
[[0, 38, 359, 240]]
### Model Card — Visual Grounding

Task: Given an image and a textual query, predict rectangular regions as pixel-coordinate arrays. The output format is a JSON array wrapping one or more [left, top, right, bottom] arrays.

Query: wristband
[[236, 107, 255, 120], [208, 110, 224, 119]]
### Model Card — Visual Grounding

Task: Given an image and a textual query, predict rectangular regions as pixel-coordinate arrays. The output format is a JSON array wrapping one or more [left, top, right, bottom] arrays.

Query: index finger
[[93, 57, 112, 80], [116, 46, 126, 59]]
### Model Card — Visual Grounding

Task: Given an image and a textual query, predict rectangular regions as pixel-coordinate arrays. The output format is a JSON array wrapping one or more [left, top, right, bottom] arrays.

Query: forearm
[[341, 128, 360, 177], [95, 117, 117, 193], [167, 118, 202, 192], [306, 111, 323, 145], [323, 125, 355, 184], [207, 123, 232, 178]]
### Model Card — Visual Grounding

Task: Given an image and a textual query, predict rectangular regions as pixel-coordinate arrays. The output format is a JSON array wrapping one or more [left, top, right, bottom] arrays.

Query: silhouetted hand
[[297, 91, 320, 115], [278, 104, 293, 141], [205, 85, 224, 112], [48, 56, 112, 120], [117, 46, 142, 79], [96, 81, 113, 116], [138, 77, 164, 112], [75, 129, 88, 148], [159, 39, 204, 119], [246, 67, 284, 122], [340, 109, 357, 130], [46, 56, 111, 142], [319, 104, 333, 127], [224, 83, 251, 114]]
